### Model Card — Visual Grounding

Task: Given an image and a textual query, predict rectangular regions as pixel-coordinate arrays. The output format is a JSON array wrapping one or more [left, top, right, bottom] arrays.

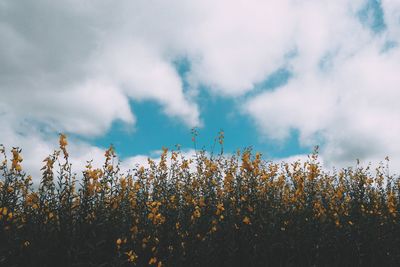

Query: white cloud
[[93, 40, 200, 127], [244, 1, 400, 172], [381, 0, 400, 42], [0, 0, 201, 138], [183, 0, 296, 96], [1, 0, 400, 176], [0, 123, 110, 184]]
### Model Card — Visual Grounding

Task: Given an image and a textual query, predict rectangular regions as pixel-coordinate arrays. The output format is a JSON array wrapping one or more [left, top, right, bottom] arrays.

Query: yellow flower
[[59, 134, 68, 147], [149, 257, 157, 265], [15, 164, 22, 172], [125, 250, 138, 263], [243, 216, 251, 225], [1, 207, 7, 216], [216, 203, 225, 215], [116, 238, 122, 246]]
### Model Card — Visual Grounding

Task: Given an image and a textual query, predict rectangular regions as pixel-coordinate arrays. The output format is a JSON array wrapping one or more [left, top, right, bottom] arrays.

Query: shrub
[[0, 134, 399, 266]]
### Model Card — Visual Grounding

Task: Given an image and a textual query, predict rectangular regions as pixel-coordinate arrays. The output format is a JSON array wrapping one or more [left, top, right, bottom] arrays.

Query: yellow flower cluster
[[11, 148, 23, 172], [1, 135, 400, 266], [0, 207, 13, 221], [147, 201, 165, 225]]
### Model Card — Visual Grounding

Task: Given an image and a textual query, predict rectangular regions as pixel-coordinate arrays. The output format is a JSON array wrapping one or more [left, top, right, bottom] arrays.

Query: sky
[[1, 0, 400, 181]]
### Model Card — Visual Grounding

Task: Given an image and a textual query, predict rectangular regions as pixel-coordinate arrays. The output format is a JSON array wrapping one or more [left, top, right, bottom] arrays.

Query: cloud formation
[[1, 0, 400, 177], [244, 0, 400, 170]]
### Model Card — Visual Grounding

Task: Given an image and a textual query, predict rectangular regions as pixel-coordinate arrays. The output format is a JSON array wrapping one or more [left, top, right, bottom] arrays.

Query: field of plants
[[0, 134, 399, 266]]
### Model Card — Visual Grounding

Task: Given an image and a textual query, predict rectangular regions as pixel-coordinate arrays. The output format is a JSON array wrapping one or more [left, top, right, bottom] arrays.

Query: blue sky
[[91, 0, 385, 161], [92, 59, 307, 160], [1, 0, 400, 180]]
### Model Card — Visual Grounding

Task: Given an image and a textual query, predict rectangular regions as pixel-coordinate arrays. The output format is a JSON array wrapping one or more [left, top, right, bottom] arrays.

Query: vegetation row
[[0, 134, 399, 266]]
